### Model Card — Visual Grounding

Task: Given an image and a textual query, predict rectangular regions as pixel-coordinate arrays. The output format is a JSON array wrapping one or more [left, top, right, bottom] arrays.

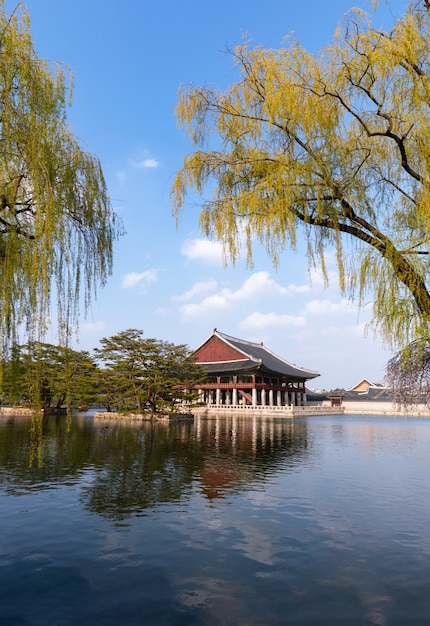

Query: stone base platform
[[93, 411, 194, 422]]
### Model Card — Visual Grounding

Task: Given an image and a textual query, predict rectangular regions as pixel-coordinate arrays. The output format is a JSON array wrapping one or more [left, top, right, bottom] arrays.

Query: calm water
[[1, 412, 430, 625]]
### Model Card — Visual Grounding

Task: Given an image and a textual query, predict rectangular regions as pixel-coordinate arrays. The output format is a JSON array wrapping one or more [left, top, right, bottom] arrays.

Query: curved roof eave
[[210, 330, 320, 380]]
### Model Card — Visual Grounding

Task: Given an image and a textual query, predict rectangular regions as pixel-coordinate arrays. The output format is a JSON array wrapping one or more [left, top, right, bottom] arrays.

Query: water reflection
[[194, 414, 310, 499], [0, 413, 311, 520], [2, 413, 430, 625]]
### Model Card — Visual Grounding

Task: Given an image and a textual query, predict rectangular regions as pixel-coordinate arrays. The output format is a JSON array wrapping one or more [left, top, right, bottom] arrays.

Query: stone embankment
[[193, 402, 430, 417], [4, 403, 429, 420], [0, 406, 67, 416], [192, 405, 343, 417], [93, 411, 194, 422], [0, 406, 33, 416]]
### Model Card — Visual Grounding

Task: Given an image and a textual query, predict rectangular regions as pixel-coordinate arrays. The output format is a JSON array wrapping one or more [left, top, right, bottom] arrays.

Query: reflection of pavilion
[[199, 459, 244, 500], [194, 414, 308, 499], [192, 329, 319, 411]]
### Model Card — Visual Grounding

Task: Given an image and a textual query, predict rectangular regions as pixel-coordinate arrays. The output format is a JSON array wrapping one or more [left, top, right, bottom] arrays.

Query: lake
[[1, 412, 430, 625]]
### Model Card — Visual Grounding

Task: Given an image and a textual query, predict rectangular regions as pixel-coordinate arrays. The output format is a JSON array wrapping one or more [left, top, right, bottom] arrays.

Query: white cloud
[[180, 293, 231, 320], [303, 298, 354, 315], [286, 282, 311, 294], [321, 322, 369, 337], [172, 279, 218, 302], [179, 272, 292, 321], [307, 266, 340, 290], [79, 320, 108, 334], [116, 171, 126, 184], [235, 272, 288, 299], [120, 269, 158, 289], [130, 158, 160, 169], [181, 238, 224, 266], [239, 311, 306, 331], [236, 272, 311, 298]]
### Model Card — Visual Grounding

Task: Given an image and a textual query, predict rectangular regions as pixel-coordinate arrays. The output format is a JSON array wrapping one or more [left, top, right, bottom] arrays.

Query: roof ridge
[[201, 329, 319, 379], [216, 329, 262, 348], [215, 330, 261, 363]]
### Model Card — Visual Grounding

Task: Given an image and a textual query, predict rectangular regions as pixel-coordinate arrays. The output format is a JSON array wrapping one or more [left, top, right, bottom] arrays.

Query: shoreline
[[93, 411, 194, 422], [2, 404, 430, 419]]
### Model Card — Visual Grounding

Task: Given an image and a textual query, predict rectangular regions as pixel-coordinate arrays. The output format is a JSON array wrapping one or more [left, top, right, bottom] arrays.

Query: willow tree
[[386, 339, 430, 407], [0, 2, 121, 354], [172, 0, 430, 350]]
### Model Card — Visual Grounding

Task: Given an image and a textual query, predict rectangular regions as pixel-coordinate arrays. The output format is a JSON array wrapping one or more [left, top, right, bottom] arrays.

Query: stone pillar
[[277, 391, 281, 407], [291, 392, 296, 406], [232, 388, 238, 405], [269, 389, 274, 406], [261, 389, 266, 407], [252, 387, 257, 406], [216, 388, 221, 405]]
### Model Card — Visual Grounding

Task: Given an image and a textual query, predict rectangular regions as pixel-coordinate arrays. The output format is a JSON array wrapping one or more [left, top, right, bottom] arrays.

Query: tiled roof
[[197, 330, 320, 381]]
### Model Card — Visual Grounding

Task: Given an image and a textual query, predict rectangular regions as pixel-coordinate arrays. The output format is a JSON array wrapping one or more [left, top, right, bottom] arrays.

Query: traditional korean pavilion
[[192, 329, 320, 408]]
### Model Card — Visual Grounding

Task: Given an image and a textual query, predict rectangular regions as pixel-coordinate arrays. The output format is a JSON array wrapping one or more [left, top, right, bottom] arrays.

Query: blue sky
[[9, 0, 407, 390]]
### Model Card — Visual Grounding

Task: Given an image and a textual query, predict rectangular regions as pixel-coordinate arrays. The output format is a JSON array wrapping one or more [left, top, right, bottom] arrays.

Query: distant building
[[344, 378, 392, 402], [348, 378, 386, 393], [192, 329, 319, 408]]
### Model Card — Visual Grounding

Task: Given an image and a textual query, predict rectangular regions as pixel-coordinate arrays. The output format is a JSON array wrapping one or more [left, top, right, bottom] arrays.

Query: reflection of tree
[[81, 422, 203, 519], [0, 414, 310, 519], [0, 414, 100, 490]]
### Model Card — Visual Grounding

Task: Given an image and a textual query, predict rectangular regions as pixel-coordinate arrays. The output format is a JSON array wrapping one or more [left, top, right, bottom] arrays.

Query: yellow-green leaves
[[0, 1, 122, 355], [172, 0, 430, 350]]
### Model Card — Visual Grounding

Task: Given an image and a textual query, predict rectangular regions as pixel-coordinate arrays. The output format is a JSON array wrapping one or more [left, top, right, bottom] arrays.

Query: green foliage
[[1, 331, 204, 414], [94, 329, 204, 413], [172, 1, 430, 350], [1, 342, 98, 410], [0, 1, 122, 352]]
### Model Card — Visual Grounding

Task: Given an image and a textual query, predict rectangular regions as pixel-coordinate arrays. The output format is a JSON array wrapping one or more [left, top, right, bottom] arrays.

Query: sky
[[6, 0, 408, 390]]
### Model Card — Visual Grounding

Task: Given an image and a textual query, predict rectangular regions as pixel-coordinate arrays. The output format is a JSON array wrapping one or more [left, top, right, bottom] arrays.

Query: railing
[[205, 404, 294, 412], [193, 404, 344, 416], [291, 406, 344, 414], [198, 383, 305, 391]]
